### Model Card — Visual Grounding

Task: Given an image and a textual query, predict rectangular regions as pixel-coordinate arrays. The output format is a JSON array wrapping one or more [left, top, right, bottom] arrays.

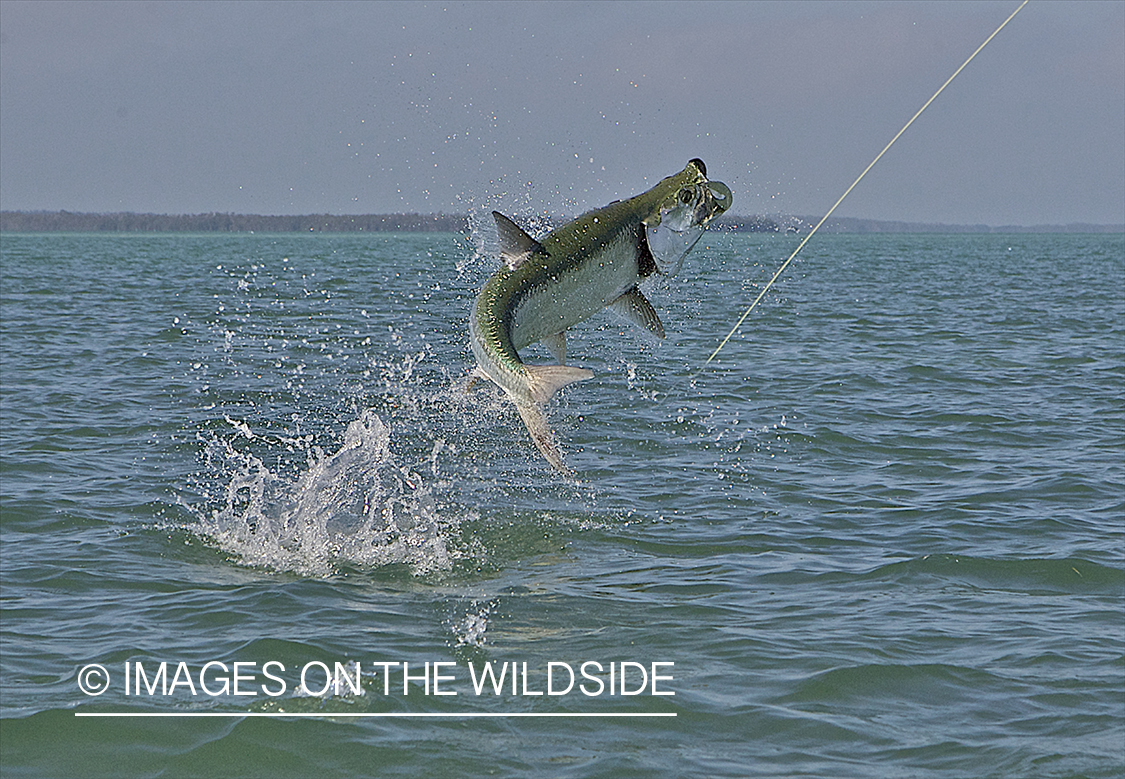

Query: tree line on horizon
[[0, 211, 471, 233], [0, 210, 789, 234], [1, 210, 1118, 234]]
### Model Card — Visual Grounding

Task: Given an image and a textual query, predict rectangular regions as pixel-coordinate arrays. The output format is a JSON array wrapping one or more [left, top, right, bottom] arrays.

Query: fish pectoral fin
[[515, 401, 573, 476], [524, 364, 594, 407], [541, 331, 567, 365], [493, 211, 546, 269], [608, 288, 666, 339]]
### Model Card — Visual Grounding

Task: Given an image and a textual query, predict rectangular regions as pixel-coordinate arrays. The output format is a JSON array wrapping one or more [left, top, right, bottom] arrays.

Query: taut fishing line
[[695, 0, 1029, 377]]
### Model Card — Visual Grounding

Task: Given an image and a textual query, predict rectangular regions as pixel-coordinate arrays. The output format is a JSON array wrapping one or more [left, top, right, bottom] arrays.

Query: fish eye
[[678, 188, 693, 204]]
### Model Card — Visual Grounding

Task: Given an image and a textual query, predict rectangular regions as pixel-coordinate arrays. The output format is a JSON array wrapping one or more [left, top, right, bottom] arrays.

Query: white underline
[[75, 711, 676, 718]]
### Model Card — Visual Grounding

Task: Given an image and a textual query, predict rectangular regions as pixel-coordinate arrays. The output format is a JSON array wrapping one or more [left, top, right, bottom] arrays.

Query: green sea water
[[1, 231, 1122, 778]]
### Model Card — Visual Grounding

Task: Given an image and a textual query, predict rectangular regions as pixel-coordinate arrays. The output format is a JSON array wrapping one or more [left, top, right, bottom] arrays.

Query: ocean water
[[0, 230, 1122, 778]]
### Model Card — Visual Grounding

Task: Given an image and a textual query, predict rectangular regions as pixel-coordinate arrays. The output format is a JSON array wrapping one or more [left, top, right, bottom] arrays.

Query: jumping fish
[[469, 159, 732, 473]]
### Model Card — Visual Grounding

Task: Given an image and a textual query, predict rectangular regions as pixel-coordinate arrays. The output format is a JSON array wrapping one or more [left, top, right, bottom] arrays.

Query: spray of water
[[196, 409, 459, 577]]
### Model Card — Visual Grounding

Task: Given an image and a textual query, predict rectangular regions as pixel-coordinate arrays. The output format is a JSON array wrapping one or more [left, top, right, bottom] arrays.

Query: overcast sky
[[1, 0, 1122, 225]]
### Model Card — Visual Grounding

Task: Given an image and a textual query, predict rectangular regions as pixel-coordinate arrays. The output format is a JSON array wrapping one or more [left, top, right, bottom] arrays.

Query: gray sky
[[1, 0, 1122, 225]]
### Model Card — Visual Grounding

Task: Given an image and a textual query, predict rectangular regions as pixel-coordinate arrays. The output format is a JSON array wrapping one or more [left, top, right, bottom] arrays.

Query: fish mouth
[[689, 180, 732, 229], [703, 181, 733, 221], [645, 167, 733, 275], [661, 177, 733, 233]]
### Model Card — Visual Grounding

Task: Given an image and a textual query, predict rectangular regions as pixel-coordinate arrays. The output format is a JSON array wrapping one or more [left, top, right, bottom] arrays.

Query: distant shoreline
[[1, 210, 1121, 234]]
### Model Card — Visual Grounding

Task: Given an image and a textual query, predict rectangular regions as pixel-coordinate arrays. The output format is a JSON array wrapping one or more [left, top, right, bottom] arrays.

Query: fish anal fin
[[493, 211, 546, 269], [541, 331, 567, 365], [608, 288, 665, 339]]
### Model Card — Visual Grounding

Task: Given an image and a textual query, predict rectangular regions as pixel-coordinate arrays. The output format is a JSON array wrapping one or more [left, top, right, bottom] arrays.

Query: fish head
[[644, 159, 732, 275]]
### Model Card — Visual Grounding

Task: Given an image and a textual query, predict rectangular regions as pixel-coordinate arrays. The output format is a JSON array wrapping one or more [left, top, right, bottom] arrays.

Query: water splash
[[181, 238, 596, 578], [197, 410, 458, 577], [449, 600, 496, 648]]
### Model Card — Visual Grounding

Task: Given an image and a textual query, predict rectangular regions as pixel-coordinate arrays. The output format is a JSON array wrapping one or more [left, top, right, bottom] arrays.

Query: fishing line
[[695, 0, 1028, 376]]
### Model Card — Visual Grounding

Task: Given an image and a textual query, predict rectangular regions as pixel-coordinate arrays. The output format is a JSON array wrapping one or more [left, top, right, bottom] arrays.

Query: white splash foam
[[198, 410, 456, 577], [450, 601, 495, 648]]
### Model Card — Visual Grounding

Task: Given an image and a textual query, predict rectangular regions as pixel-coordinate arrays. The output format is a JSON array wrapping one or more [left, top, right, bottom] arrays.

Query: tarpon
[[469, 158, 732, 473]]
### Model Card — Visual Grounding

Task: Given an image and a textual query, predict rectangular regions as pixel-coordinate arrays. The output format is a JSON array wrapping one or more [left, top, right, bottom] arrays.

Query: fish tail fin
[[515, 401, 572, 475], [524, 364, 594, 406], [517, 365, 594, 474]]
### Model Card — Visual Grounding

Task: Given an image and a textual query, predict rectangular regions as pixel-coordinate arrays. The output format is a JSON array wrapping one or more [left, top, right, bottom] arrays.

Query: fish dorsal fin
[[493, 211, 545, 269], [608, 288, 666, 339]]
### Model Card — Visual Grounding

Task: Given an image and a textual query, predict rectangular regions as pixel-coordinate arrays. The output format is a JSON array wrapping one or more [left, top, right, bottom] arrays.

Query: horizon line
[[1, 209, 1121, 233]]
